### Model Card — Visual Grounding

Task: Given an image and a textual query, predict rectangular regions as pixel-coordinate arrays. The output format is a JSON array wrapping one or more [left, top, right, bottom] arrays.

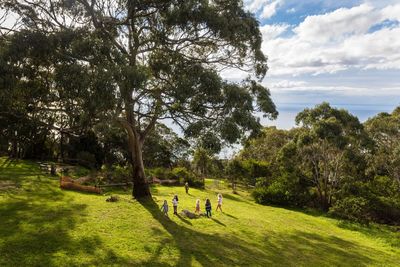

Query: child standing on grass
[[161, 200, 169, 217], [205, 198, 212, 217], [184, 182, 189, 194], [195, 199, 201, 214], [172, 195, 178, 215], [216, 193, 223, 212]]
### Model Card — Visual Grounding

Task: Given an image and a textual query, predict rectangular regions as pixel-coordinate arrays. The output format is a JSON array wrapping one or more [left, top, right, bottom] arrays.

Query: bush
[[99, 164, 131, 184], [369, 196, 400, 225], [253, 182, 287, 206], [171, 167, 204, 188], [330, 197, 371, 224], [150, 167, 172, 180], [331, 176, 400, 225], [252, 174, 311, 207]]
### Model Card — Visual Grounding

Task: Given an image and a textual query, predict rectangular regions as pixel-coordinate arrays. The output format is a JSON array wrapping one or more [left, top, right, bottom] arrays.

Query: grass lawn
[[0, 157, 399, 266]]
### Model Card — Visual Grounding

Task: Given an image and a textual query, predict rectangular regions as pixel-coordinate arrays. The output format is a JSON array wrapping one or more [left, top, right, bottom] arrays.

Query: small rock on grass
[[106, 195, 119, 202]]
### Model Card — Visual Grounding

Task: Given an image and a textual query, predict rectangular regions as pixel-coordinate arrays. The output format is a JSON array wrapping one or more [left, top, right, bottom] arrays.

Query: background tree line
[[230, 103, 400, 225]]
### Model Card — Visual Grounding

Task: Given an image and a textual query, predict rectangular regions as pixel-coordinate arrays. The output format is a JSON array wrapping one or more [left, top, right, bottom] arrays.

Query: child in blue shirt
[[161, 200, 169, 217]]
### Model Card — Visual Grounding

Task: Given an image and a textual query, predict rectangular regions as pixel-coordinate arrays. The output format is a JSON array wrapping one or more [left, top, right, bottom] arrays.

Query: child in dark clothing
[[184, 182, 189, 194], [205, 198, 212, 217]]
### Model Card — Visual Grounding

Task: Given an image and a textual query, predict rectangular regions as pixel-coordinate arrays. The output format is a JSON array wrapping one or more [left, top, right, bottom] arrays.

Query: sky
[[222, 0, 400, 129]]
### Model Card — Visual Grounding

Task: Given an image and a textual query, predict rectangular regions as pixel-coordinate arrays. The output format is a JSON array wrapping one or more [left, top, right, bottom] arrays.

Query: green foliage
[[225, 157, 271, 195], [171, 167, 204, 188], [253, 172, 312, 207], [142, 124, 191, 168], [149, 167, 204, 188], [253, 180, 288, 206], [241, 126, 289, 162], [240, 159, 271, 185], [332, 176, 400, 224], [99, 164, 131, 185], [240, 103, 400, 225], [1, 0, 278, 197], [149, 167, 172, 181], [75, 151, 97, 169], [192, 147, 213, 177], [330, 197, 371, 224]]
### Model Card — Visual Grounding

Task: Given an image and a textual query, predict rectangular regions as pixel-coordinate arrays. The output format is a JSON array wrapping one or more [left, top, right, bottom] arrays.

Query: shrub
[[252, 174, 311, 207], [150, 167, 172, 180], [369, 196, 400, 225], [331, 176, 400, 225], [253, 182, 287, 205], [329, 197, 371, 224], [171, 167, 204, 188]]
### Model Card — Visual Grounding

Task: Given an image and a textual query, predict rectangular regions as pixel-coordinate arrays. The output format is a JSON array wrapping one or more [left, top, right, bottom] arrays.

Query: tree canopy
[[0, 0, 277, 197]]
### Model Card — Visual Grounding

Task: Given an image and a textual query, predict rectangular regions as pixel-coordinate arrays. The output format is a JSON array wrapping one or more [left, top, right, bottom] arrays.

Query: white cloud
[[245, 0, 270, 13], [261, 0, 284, 19], [294, 4, 378, 42], [262, 3, 400, 76], [260, 23, 289, 40], [381, 4, 400, 21], [287, 8, 296, 13], [0, 10, 19, 33], [269, 80, 307, 89], [244, 0, 284, 19]]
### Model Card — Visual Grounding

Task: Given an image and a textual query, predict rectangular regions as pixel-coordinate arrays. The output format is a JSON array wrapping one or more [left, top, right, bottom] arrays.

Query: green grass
[[0, 157, 399, 266]]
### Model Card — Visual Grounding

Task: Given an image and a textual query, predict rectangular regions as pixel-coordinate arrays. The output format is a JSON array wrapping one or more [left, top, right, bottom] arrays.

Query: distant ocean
[[263, 103, 397, 129]]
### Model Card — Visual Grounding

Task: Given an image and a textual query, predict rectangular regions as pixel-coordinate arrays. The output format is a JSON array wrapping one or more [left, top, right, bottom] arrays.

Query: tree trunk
[[320, 191, 330, 212], [128, 132, 151, 198]]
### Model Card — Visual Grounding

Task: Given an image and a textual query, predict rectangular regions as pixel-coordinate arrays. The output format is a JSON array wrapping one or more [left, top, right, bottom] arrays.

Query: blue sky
[[225, 0, 400, 129]]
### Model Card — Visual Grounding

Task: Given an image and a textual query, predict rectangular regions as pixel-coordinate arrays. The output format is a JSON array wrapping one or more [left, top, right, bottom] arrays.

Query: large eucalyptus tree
[[1, 0, 277, 197]]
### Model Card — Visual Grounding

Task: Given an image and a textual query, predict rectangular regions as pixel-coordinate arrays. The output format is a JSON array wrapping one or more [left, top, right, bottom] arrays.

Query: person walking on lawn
[[205, 198, 212, 218], [184, 182, 189, 194], [216, 193, 223, 212], [195, 199, 201, 214], [172, 195, 179, 215], [161, 200, 169, 217]]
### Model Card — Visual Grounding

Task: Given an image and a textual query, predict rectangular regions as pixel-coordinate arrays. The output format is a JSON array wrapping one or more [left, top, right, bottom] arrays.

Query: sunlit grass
[[0, 157, 399, 266]]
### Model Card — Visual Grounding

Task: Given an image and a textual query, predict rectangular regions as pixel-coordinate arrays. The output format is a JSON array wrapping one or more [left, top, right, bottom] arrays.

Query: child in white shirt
[[216, 193, 223, 212], [172, 195, 178, 215]]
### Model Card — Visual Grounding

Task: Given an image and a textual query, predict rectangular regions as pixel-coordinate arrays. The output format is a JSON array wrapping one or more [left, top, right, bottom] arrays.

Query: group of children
[[161, 192, 223, 218]]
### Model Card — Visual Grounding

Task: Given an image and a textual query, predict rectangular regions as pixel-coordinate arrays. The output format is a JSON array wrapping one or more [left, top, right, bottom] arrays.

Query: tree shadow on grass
[[138, 198, 382, 267], [211, 217, 226, 227], [222, 212, 238, 219], [0, 157, 18, 168], [277, 205, 400, 249], [223, 193, 255, 205], [139, 198, 271, 266], [0, 173, 130, 266], [337, 220, 400, 248], [175, 214, 193, 226], [264, 230, 396, 266]]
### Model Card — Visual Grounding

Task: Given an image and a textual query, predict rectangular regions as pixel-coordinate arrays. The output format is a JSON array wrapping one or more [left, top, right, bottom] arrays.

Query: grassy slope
[[0, 157, 399, 267]]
